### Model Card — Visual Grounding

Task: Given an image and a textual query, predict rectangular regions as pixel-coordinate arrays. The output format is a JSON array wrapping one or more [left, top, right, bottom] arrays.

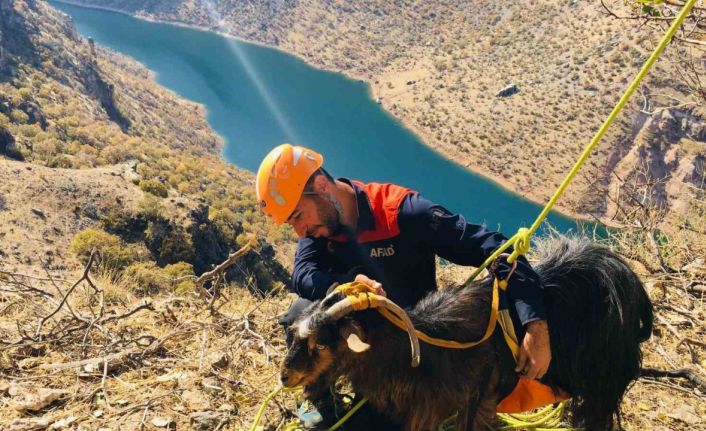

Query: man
[[256, 143, 551, 429]]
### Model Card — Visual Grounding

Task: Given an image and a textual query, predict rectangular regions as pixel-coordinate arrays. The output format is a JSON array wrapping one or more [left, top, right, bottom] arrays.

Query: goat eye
[[315, 344, 326, 350]]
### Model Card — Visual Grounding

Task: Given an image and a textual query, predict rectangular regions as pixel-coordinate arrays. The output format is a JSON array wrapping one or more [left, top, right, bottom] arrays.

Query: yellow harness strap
[[497, 308, 520, 360], [336, 279, 504, 349]]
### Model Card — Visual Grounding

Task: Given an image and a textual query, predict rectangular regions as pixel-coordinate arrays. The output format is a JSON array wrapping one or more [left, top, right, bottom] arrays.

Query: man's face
[[287, 193, 340, 239]]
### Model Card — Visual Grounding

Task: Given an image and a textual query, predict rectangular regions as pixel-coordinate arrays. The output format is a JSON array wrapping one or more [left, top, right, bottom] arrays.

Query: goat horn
[[324, 297, 355, 320], [324, 295, 421, 368]]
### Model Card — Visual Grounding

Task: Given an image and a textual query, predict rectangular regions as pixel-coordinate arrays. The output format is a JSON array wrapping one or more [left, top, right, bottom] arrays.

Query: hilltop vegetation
[[64, 0, 705, 225]]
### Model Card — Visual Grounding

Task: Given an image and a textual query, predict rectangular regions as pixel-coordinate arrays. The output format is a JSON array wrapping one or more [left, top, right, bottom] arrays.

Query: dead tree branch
[[194, 240, 254, 289], [34, 251, 98, 340], [641, 367, 706, 392]]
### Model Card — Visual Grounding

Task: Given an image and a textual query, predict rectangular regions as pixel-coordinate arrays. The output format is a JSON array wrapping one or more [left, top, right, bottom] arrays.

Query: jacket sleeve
[[292, 237, 355, 300], [397, 193, 546, 326]]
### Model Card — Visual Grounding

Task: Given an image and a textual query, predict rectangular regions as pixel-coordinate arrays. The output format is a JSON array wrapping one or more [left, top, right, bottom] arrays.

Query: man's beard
[[310, 194, 341, 236]]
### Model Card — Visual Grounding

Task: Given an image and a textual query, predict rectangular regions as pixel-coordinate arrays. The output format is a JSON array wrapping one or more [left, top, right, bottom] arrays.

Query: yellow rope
[[248, 385, 299, 431], [253, 3, 698, 429], [497, 402, 583, 430], [249, 385, 367, 431], [382, 278, 505, 348], [465, 0, 699, 285], [339, 279, 505, 349]]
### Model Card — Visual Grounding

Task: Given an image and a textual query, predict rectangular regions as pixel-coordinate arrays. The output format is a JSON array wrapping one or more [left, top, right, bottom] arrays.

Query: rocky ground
[[0, 159, 143, 276]]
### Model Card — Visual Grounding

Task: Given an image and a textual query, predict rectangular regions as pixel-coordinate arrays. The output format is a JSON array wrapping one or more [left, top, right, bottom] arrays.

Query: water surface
[[52, 1, 580, 234]]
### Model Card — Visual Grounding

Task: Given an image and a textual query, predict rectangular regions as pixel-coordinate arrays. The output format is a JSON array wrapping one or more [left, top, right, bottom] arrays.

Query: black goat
[[281, 238, 653, 430]]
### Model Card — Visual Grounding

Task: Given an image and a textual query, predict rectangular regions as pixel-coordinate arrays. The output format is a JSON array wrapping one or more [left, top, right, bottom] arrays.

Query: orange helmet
[[256, 144, 324, 224]]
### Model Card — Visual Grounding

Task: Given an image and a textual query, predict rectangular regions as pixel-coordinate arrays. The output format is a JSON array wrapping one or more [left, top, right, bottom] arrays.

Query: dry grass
[[2, 249, 704, 430], [0, 262, 293, 430], [1, 191, 705, 431], [603, 186, 706, 430]]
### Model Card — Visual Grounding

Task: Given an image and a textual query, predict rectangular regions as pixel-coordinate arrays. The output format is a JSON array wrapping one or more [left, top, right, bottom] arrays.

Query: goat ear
[[340, 322, 370, 353], [346, 333, 370, 353]]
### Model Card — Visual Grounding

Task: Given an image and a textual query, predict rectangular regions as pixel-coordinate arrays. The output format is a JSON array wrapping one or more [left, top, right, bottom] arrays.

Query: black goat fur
[[282, 237, 653, 430]]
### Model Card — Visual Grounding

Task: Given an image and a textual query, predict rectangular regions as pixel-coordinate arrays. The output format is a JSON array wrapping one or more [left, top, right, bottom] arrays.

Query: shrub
[[164, 261, 194, 278], [10, 109, 29, 124], [158, 227, 195, 265], [210, 208, 241, 242], [102, 280, 135, 305], [18, 87, 32, 102], [143, 218, 195, 265], [139, 179, 169, 197], [164, 262, 196, 295], [48, 154, 74, 168], [102, 145, 132, 164], [101, 210, 148, 242], [0, 113, 11, 130], [137, 194, 165, 220], [70, 228, 138, 270], [33, 138, 60, 160], [123, 262, 169, 295], [251, 261, 274, 291]]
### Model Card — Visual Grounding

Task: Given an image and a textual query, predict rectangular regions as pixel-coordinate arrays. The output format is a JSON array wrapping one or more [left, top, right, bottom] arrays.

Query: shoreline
[[52, 0, 599, 225]]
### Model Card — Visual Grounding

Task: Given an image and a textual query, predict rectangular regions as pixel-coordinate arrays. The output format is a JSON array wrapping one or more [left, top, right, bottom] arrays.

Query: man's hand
[[354, 274, 386, 297], [515, 320, 551, 380]]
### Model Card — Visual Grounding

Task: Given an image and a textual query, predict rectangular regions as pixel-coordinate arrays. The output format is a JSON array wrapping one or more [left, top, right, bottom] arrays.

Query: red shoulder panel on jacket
[[354, 181, 415, 243]]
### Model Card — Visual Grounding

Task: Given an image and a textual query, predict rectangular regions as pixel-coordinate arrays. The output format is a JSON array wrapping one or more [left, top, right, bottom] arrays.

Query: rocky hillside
[[0, 2, 704, 430], [0, 0, 291, 287], [0, 159, 143, 273], [62, 0, 705, 223]]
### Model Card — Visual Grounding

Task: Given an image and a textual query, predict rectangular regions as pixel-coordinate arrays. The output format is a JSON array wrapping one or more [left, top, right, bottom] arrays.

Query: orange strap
[[497, 379, 570, 414]]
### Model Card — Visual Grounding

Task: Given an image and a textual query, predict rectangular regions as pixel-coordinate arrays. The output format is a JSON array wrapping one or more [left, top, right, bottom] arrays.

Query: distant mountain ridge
[[63, 0, 705, 222]]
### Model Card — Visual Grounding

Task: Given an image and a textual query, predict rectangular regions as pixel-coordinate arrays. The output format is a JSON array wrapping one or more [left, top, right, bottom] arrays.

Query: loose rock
[[496, 84, 519, 98], [6, 417, 50, 431], [10, 386, 66, 413], [150, 417, 176, 429], [30, 208, 46, 219], [48, 416, 76, 430], [205, 351, 229, 370], [181, 389, 210, 411], [189, 411, 223, 431]]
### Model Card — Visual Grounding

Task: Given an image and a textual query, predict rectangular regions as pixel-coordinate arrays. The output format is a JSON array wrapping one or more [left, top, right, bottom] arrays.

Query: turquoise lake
[[52, 1, 580, 234]]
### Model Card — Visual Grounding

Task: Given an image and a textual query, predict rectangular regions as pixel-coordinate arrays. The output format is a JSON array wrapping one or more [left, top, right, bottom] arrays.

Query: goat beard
[[303, 376, 331, 400]]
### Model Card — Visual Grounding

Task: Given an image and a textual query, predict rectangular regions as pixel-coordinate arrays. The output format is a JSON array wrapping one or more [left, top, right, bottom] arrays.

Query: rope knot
[[508, 227, 531, 263]]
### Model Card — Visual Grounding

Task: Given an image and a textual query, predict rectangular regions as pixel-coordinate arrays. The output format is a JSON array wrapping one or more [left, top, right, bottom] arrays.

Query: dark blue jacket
[[292, 179, 546, 326]]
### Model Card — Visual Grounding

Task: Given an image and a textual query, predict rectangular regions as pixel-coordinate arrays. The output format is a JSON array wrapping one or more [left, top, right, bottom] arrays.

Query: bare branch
[[641, 367, 706, 392], [195, 240, 254, 288], [35, 251, 98, 339]]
